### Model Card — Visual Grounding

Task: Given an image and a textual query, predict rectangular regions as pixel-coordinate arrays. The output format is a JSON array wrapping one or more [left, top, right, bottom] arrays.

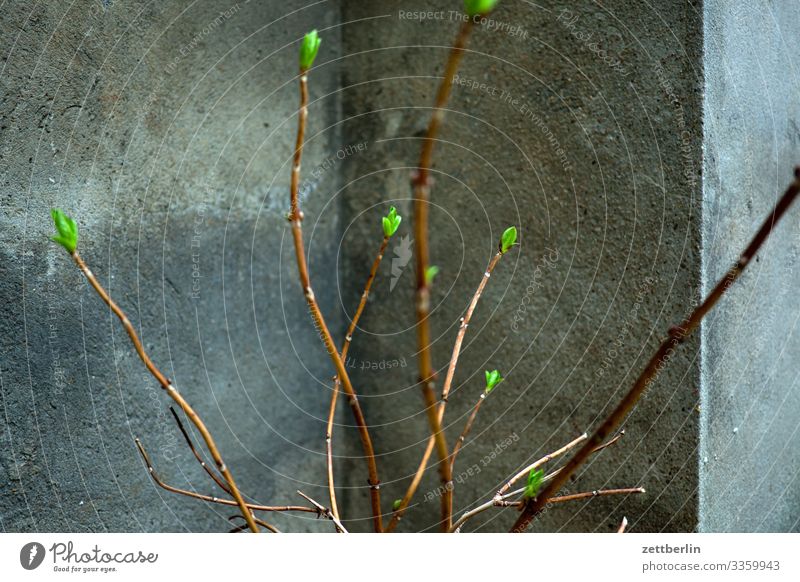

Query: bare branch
[[296, 490, 349, 534], [512, 170, 800, 532], [135, 438, 318, 515]]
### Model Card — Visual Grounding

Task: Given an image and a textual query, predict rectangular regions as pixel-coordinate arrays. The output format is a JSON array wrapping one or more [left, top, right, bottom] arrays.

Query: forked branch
[[288, 34, 382, 532]]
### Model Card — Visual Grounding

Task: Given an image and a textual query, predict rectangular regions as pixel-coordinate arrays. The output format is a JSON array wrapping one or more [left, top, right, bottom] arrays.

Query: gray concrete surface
[[699, 0, 800, 533], [0, 0, 797, 534]]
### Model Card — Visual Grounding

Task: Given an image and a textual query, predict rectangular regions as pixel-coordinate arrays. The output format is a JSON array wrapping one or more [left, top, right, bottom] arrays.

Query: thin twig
[[288, 67, 382, 532], [297, 490, 349, 534], [450, 431, 626, 532], [547, 487, 645, 504], [71, 252, 259, 533], [451, 485, 643, 532], [617, 516, 628, 533], [387, 250, 505, 531], [135, 438, 319, 515], [325, 236, 389, 522], [229, 515, 280, 534], [512, 170, 800, 532], [449, 393, 487, 474], [169, 407, 231, 495], [495, 433, 588, 498], [412, 19, 475, 532]]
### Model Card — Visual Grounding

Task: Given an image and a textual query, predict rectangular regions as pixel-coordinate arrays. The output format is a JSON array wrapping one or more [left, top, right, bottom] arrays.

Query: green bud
[[523, 468, 544, 500], [484, 369, 503, 393], [392, 499, 402, 511], [425, 265, 440, 285], [500, 226, 517, 254], [464, 0, 500, 17], [382, 206, 402, 237], [299, 29, 321, 70], [51, 209, 78, 254]]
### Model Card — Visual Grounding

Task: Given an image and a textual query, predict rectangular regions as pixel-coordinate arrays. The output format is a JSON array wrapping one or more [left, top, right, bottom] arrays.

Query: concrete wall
[[700, 0, 800, 533], [1, 0, 797, 534]]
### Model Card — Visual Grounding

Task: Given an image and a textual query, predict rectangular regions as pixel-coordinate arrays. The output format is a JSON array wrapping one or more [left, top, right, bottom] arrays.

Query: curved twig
[[135, 438, 318, 515], [325, 236, 389, 522], [288, 67, 382, 531]]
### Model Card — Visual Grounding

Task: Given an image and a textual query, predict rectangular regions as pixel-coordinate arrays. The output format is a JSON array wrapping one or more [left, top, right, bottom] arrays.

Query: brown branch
[[617, 516, 628, 533], [412, 19, 475, 532], [504, 487, 645, 507], [325, 236, 389, 522], [229, 515, 280, 534], [512, 169, 800, 532], [449, 431, 626, 532], [451, 485, 643, 532], [495, 433, 588, 498], [288, 68, 382, 532], [71, 251, 259, 533], [169, 407, 231, 495], [135, 438, 318, 515], [297, 490, 349, 534], [449, 393, 486, 474], [386, 249, 506, 531], [547, 487, 645, 505]]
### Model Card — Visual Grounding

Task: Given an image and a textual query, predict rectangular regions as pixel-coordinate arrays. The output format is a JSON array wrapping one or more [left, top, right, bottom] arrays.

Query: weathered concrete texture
[[700, 0, 800, 533], [1, 0, 348, 532], [339, 0, 703, 531]]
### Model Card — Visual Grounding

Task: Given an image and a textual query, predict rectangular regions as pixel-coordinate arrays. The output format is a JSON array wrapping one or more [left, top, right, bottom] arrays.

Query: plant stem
[[229, 515, 281, 533], [325, 236, 389, 522], [169, 407, 232, 495], [387, 248, 504, 531], [412, 18, 474, 533], [289, 69, 382, 532], [449, 393, 486, 474], [450, 431, 626, 532], [135, 438, 320, 514], [71, 252, 259, 533], [512, 170, 800, 532], [297, 491, 349, 533], [617, 516, 628, 533], [451, 484, 643, 532], [495, 433, 588, 498]]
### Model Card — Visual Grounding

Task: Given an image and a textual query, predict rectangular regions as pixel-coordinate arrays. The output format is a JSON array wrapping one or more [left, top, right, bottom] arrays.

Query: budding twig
[[450, 430, 626, 532], [451, 484, 643, 532], [289, 55, 382, 531], [512, 170, 800, 532], [325, 235, 390, 522], [386, 248, 509, 531]]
